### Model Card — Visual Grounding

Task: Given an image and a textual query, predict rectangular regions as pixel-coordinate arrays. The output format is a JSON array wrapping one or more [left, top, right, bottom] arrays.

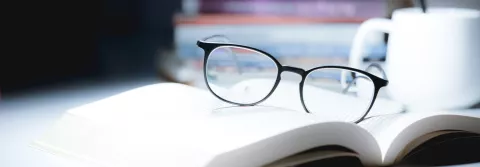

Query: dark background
[[3, 0, 480, 96], [1, 0, 181, 95]]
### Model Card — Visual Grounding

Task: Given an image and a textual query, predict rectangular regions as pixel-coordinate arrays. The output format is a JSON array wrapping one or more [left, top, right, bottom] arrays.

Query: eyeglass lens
[[204, 44, 376, 122]]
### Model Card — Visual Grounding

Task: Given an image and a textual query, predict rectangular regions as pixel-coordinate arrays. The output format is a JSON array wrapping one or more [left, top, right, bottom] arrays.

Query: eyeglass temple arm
[[365, 63, 388, 80], [342, 76, 369, 94], [229, 50, 243, 74], [341, 63, 387, 93], [201, 35, 243, 74]]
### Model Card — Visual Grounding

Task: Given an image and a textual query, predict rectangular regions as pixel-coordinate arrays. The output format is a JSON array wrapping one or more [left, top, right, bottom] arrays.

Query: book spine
[[198, 0, 387, 18], [174, 14, 367, 25], [176, 43, 386, 58], [174, 23, 386, 59], [175, 23, 384, 43]]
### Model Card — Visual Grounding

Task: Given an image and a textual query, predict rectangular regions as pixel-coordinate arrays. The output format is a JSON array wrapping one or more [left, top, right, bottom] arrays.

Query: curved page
[[359, 110, 480, 165], [204, 111, 381, 167], [33, 82, 383, 167]]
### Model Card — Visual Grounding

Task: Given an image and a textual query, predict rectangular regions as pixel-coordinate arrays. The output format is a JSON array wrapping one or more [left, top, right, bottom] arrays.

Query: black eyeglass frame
[[197, 40, 389, 123]]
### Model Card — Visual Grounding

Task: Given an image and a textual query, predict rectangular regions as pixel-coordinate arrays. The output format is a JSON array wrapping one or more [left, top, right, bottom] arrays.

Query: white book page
[[34, 82, 384, 167], [359, 108, 480, 165], [68, 83, 220, 121], [198, 109, 381, 167], [209, 79, 389, 166], [215, 78, 398, 122], [33, 83, 221, 167]]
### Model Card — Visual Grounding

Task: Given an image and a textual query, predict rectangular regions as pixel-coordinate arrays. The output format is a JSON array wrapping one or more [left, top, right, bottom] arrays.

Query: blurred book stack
[[166, 0, 388, 86]]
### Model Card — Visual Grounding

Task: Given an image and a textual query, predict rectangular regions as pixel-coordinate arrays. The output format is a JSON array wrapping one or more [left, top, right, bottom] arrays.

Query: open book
[[32, 82, 480, 167]]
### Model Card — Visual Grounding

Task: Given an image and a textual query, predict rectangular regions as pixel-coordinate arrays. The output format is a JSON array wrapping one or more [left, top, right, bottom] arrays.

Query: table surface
[[0, 77, 479, 167]]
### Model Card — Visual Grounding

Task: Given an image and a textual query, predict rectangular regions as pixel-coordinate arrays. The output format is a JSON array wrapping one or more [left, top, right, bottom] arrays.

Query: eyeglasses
[[197, 35, 388, 123]]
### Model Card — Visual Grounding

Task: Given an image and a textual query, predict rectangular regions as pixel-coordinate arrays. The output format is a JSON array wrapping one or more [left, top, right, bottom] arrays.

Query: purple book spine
[[199, 0, 386, 18]]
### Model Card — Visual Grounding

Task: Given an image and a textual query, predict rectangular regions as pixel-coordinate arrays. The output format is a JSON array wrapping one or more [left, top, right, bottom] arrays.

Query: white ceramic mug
[[345, 7, 480, 110]]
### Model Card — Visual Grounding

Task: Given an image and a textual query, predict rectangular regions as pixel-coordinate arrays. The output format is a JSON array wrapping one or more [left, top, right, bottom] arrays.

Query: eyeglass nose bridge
[[281, 66, 306, 77]]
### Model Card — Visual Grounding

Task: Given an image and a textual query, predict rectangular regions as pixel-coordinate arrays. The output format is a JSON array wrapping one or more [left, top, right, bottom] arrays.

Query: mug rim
[[393, 7, 480, 19]]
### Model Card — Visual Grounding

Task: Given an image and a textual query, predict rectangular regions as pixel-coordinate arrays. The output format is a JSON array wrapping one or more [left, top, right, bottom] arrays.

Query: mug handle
[[341, 18, 393, 89]]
